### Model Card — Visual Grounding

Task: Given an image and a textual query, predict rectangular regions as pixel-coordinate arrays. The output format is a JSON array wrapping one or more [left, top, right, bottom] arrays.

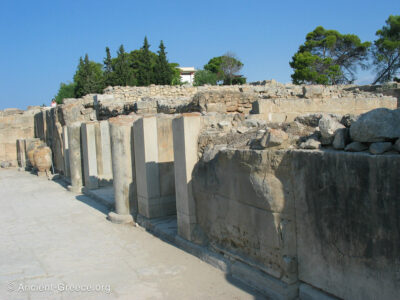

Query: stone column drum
[[67, 122, 84, 193], [108, 115, 140, 224], [172, 113, 202, 241]]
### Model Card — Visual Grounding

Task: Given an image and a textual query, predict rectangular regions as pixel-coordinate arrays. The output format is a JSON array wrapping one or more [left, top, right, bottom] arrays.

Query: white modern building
[[178, 67, 196, 85]]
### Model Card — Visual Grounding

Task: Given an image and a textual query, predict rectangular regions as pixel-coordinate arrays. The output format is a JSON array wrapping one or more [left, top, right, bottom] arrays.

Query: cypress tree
[[154, 40, 173, 85], [113, 45, 136, 86], [137, 36, 153, 86], [103, 47, 114, 86]]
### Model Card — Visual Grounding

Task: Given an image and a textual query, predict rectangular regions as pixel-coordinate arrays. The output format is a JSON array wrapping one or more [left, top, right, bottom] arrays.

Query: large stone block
[[134, 115, 176, 219], [292, 150, 400, 300], [172, 113, 202, 241], [81, 122, 98, 189]]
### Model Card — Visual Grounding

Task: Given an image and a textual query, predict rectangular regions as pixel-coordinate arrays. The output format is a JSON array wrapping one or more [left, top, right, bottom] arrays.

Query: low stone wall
[[191, 148, 400, 300], [103, 85, 199, 102]]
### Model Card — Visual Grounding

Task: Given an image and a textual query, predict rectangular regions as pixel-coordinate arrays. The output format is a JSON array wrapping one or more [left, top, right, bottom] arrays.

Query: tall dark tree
[[154, 40, 173, 85], [371, 15, 400, 84], [290, 26, 371, 84], [103, 47, 114, 86], [113, 45, 136, 86], [137, 37, 153, 86], [74, 54, 104, 97]]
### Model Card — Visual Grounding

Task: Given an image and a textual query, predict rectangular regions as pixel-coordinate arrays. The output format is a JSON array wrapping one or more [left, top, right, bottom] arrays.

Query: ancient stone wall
[[192, 148, 400, 300], [2, 81, 400, 299], [254, 95, 397, 122], [0, 108, 41, 166]]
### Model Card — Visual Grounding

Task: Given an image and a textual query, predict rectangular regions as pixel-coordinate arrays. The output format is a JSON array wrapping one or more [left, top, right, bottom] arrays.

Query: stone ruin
[[1, 81, 400, 300]]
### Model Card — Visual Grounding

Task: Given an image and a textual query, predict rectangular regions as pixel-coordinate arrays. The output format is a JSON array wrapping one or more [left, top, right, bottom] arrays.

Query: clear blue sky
[[0, 0, 398, 109]]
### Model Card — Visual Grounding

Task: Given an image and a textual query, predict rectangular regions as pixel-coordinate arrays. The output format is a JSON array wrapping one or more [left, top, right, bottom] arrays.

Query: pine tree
[[113, 45, 136, 86], [137, 37, 153, 86], [103, 47, 114, 86], [74, 54, 105, 97], [154, 40, 173, 85]]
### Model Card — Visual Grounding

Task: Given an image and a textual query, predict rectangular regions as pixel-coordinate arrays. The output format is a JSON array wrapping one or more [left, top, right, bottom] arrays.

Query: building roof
[[178, 67, 196, 72]]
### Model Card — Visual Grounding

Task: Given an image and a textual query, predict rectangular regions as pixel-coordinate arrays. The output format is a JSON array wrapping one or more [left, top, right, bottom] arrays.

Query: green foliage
[[204, 56, 224, 81], [372, 15, 400, 84], [73, 54, 105, 98], [290, 26, 371, 84], [170, 63, 182, 85], [193, 70, 218, 86], [103, 47, 114, 86], [136, 37, 153, 86], [58, 37, 181, 100], [154, 40, 174, 85], [203, 53, 245, 85], [113, 45, 137, 86], [54, 82, 76, 104], [290, 51, 342, 84]]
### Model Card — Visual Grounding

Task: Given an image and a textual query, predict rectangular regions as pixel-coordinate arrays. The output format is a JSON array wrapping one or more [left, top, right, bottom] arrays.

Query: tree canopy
[[73, 54, 105, 98], [203, 53, 245, 85], [290, 26, 371, 84], [371, 15, 400, 84], [54, 82, 76, 104], [154, 40, 174, 85], [193, 70, 218, 86]]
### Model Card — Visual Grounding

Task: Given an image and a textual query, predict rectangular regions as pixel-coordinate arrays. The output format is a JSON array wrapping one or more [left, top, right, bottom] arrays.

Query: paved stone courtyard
[[0, 169, 263, 300]]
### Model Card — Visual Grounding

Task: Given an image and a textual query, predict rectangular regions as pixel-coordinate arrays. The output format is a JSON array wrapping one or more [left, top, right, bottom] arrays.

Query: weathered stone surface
[[369, 142, 392, 155], [345, 141, 368, 152], [340, 114, 359, 128], [0, 161, 11, 168], [303, 85, 323, 99], [217, 120, 231, 131], [294, 114, 322, 127], [299, 139, 321, 150], [193, 150, 297, 284], [260, 129, 288, 148], [292, 151, 400, 300], [332, 128, 349, 150], [350, 108, 400, 142], [394, 139, 400, 152], [319, 115, 345, 145]]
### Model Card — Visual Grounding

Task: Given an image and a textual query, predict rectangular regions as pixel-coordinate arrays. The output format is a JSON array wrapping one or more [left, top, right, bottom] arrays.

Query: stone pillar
[[16, 139, 26, 169], [134, 115, 176, 219], [108, 116, 139, 224], [67, 122, 83, 193], [95, 120, 113, 186], [62, 126, 70, 179], [172, 113, 202, 241], [81, 122, 98, 189]]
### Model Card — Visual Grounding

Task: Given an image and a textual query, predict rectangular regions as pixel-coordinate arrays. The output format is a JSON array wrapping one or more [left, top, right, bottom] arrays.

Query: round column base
[[107, 212, 134, 224]]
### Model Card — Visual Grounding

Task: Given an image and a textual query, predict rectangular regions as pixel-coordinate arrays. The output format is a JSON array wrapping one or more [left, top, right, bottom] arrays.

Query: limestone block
[[81, 122, 98, 189], [67, 122, 84, 192], [95, 120, 113, 185], [172, 113, 202, 241]]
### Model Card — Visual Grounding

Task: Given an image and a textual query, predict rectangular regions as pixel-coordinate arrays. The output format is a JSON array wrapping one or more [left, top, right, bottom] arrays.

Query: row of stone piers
[[64, 113, 202, 242]]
